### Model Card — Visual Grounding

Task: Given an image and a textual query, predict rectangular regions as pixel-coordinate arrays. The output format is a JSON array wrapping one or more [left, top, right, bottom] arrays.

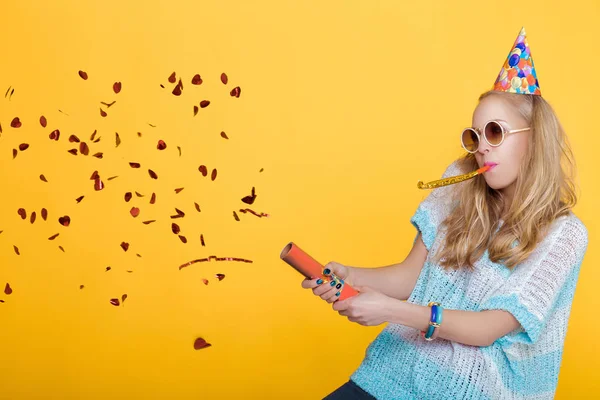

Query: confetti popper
[[417, 165, 490, 190], [280, 242, 358, 301]]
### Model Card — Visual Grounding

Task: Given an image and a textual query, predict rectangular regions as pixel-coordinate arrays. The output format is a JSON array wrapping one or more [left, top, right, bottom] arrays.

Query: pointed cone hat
[[492, 27, 541, 95]]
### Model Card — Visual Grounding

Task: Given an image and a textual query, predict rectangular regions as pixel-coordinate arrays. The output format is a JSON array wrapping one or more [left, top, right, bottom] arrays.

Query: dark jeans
[[323, 379, 376, 400]]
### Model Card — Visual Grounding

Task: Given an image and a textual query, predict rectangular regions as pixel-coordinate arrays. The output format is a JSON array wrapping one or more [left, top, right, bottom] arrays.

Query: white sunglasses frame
[[461, 120, 531, 154]]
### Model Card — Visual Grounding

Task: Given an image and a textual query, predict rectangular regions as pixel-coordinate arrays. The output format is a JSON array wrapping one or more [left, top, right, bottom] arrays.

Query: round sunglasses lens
[[461, 129, 478, 152], [485, 121, 504, 145]]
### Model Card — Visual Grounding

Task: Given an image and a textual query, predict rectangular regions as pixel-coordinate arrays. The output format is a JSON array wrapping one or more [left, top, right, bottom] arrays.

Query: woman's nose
[[477, 136, 492, 154]]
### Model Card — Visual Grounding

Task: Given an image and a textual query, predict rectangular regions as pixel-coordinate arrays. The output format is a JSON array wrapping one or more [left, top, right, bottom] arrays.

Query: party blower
[[280, 242, 359, 301]]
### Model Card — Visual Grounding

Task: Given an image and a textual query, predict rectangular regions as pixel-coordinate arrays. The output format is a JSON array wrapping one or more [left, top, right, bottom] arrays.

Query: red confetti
[[174, 208, 185, 217], [115, 132, 121, 147], [59, 216, 71, 227], [106, 266, 111, 272], [41, 208, 48, 220], [175, 188, 184, 194], [67, 149, 78, 156], [179, 235, 187, 243], [200, 100, 210, 108], [142, 220, 156, 225], [171, 223, 180, 234], [110, 298, 120, 306], [191, 74, 202, 85], [12, 149, 17, 159], [135, 192, 145, 197], [200, 234, 205, 246], [49, 129, 60, 140], [75, 196, 84, 203], [40, 174, 48, 182], [216, 273, 225, 281], [113, 82, 122, 94], [90, 171, 99, 180], [193, 105, 199, 116], [233, 211, 240, 221], [177, 146, 182, 156], [58, 246, 65, 252], [40, 116, 47, 127], [17, 208, 26, 219], [100, 101, 116, 108], [157, 140, 167, 150], [48, 233, 59, 240], [30, 211, 36, 224], [178, 255, 254, 270], [194, 203, 201, 212], [100, 108, 107, 117], [129, 162, 141, 168], [242, 187, 256, 204], [239, 208, 270, 218], [69, 135, 80, 143], [193, 337, 212, 350], [220, 131, 229, 139], [136, 254, 142, 258], [260, 168, 264, 172], [120, 242, 129, 252], [150, 193, 156, 204], [94, 177, 104, 191], [93, 152, 103, 159], [79, 285, 84, 289], [130, 207, 140, 217], [198, 165, 207, 176], [122, 294, 128, 304], [220, 73, 228, 84], [13, 246, 20, 255], [230, 86, 241, 98], [211, 169, 217, 181], [11, 117, 22, 128], [78, 70, 88, 80], [172, 79, 183, 96], [124, 192, 132, 202], [202, 279, 209, 285], [80, 142, 89, 156], [148, 169, 158, 179], [168, 72, 177, 83], [4, 283, 12, 295], [19, 143, 29, 151]]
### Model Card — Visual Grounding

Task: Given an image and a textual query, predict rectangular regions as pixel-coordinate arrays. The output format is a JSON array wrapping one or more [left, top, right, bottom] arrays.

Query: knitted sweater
[[350, 160, 589, 400]]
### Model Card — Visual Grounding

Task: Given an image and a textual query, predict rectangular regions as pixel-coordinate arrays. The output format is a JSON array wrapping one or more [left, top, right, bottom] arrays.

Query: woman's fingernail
[[330, 280, 336, 287], [316, 279, 323, 285], [335, 291, 341, 297], [323, 268, 331, 275], [336, 283, 342, 289]]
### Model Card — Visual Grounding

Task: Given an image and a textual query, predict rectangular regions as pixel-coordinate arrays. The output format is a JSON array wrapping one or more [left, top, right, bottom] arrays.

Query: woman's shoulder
[[543, 210, 588, 251]]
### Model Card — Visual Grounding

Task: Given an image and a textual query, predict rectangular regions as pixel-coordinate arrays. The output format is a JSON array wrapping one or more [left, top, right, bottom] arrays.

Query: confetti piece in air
[[142, 220, 156, 225], [30, 212, 36, 224], [233, 211, 240, 221], [93, 153, 104, 159], [113, 82, 122, 94], [40, 174, 48, 182], [202, 279, 209, 285], [4, 86, 11, 98], [216, 274, 225, 281], [124, 192, 132, 202], [58, 216, 71, 227], [41, 208, 48, 220], [194, 337, 212, 350], [157, 140, 166, 150], [100, 108, 107, 117], [69, 135, 80, 143], [130, 207, 140, 217], [105, 266, 112, 272], [40, 116, 47, 127], [220, 131, 228, 139], [129, 162, 141, 168], [13, 246, 20, 255], [174, 188, 184, 194], [200, 100, 210, 108], [230, 86, 241, 98], [115, 132, 121, 147], [12, 149, 17, 159], [49, 129, 60, 140], [211, 169, 217, 181], [170, 208, 185, 219], [121, 294, 128, 304], [110, 298, 120, 306], [178, 256, 253, 270], [80, 142, 89, 155], [75, 196, 84, 203], [4, 283, 12, 295], [172, 223, 181, 234], [94, 177, 104, 191], [172, 79, 183, 96], [11, 117, 21, 128], [198, 165, 207, 176], [177, 146, 182, 156], [193, 105, 198, 116], [148, 169, 158, 179], [100, 101, 116, 108], [78, 70, 88, 80], [150, 193, 156, 204], [79, 285, 84, 289], [121, 242, 129, 251], [58, 246, 65, 252], [68, 149, 78, 156], [148, 123, 156, 128], [19, 143, 29, 151], [48, 233, 59, 240], [220, 73, 228, 84], [238, 209, 270, 218], [194, 203, 201, 212], [135, 192, 144, 197], [168, 72, 176, 83], [241, 187, 256, 204], [17, 208, 26, 219], [200, 234, 205, 246], [58, 109, 69, 116], [191, 74, 202, 85], [179, 235, 187, 243]]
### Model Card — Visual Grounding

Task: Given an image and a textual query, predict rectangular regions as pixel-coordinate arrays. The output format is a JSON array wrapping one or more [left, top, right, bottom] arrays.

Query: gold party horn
[[417, 165, 490, 190]]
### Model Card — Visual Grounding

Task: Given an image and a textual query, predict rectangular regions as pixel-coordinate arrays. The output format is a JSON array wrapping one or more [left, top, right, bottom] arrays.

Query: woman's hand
[[332, 286, 393, 326], [301, 261, 353, 303]]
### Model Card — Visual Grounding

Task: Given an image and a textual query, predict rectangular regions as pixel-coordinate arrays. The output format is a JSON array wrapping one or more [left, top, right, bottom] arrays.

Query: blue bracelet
[[424, 302, 443, 341]]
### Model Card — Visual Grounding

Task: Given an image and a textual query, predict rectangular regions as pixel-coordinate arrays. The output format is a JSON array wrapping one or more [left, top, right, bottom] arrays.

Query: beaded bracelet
[[421, 301, 443, 341]]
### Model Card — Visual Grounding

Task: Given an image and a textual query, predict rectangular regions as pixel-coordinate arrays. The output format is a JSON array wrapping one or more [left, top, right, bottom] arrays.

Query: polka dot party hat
[[492, 27, 541, 96]]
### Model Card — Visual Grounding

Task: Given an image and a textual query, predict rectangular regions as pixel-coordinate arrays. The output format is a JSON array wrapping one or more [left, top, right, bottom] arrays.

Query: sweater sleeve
[[478, 215, 588, 345], [410, 159, 465, 250]]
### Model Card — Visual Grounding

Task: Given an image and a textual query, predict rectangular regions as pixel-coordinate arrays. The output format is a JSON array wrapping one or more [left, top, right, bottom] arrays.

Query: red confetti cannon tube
[[280, 242, 358, 300]]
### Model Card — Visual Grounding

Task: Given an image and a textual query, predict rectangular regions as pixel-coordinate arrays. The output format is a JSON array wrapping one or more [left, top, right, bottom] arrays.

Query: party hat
[[492, 27, 541, 95]]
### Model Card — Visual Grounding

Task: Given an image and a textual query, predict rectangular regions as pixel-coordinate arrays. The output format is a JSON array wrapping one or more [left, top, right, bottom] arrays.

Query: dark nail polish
[[323, 268, 331, 275], [335, 291, 341, 296], [316, 279, 323, 285], [330, 281, 336, 287], [336, 283, 342, 289]]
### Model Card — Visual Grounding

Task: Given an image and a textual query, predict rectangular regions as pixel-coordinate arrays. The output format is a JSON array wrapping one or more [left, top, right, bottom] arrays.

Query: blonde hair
[[433, 90, 579, 271]]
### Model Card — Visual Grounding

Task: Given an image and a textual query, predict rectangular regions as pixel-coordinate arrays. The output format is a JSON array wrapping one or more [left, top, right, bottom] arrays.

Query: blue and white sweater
[[350, 160, 589, 399]]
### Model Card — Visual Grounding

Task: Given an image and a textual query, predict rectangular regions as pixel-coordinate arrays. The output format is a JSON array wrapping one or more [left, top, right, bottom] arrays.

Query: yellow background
[[0, 0, 598, 398]]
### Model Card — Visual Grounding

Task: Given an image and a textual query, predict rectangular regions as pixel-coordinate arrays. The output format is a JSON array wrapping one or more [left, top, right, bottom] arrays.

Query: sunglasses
[[461, 120, 531, 153]]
